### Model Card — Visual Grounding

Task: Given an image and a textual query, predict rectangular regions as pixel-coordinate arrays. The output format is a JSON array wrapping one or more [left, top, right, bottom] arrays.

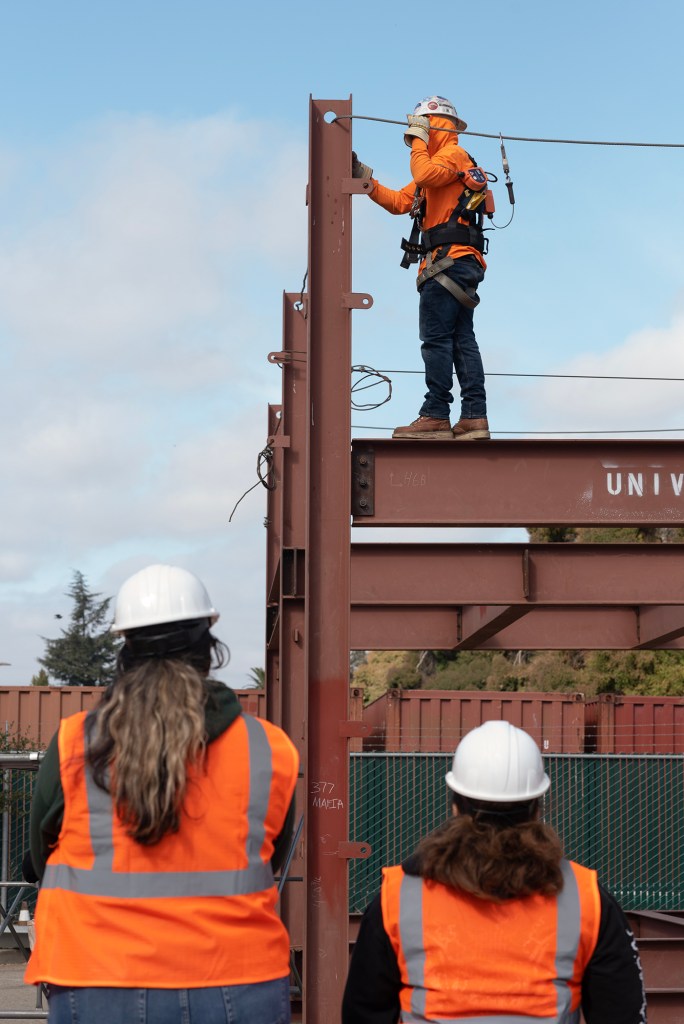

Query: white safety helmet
[[445, 721, 550, 802], [111, 564, 219, 633], [413, 95, 467, 134]]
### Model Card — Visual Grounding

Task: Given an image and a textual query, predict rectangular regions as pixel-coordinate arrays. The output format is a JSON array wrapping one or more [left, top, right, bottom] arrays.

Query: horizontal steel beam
[[350, 543, 684, 605], [636, 605, 684, 647], [351, 605, 458, 650], [350, 605, 684, 651], [351, 439, 684, 527]]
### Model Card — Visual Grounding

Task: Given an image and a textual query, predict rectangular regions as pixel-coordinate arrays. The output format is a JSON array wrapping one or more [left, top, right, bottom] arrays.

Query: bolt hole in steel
[[323, 110, 338, 124]]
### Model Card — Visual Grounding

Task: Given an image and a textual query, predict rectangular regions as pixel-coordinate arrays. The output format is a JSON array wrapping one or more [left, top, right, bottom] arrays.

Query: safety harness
[[400, 157, 494, 309]]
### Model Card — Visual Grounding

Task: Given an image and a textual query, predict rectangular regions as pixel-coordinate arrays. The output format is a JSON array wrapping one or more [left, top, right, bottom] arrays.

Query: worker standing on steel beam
[[353, 95, 491, 440], [342, 721, 646, 1024], [24, 564, 299, 1024]]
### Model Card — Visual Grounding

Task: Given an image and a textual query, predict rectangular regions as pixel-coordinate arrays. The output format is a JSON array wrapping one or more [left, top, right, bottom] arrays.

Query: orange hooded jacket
[[369, 115, 487, 272]]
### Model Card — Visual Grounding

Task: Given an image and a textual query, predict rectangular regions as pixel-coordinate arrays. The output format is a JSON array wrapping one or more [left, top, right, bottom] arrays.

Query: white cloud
[[0, 112, 306, 685], [520, 313, 684, 434]]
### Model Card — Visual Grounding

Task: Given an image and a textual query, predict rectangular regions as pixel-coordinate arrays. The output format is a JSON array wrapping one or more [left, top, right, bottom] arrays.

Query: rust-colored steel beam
[[636, 605, 684, 647], [351, 605, 459, 650], [457, 604, 531, 647], [460, 605, 684, 650], [350, 543, 684, 605], [304, 97, 355, 1023], [351, 439, 684, 526], [270, 295, 309, 750], [269, 295, 309, 955], [265, 403, 283, 727], [349, 605, 684, 650]]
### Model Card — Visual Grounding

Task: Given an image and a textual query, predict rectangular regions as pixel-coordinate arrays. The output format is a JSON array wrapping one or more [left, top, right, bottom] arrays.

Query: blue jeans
[[418, 255, 487, 421], [47, 976, 291, 1024]]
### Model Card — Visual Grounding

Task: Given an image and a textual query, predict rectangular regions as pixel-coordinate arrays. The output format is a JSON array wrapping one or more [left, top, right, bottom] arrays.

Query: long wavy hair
[[415, 795, 564, 901], [86, 622, 229, 846]]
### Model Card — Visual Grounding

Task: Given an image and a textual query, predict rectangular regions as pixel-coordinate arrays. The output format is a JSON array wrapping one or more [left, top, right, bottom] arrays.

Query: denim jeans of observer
[[47, 976, 291, 1024], [418, 254, 487, 421]]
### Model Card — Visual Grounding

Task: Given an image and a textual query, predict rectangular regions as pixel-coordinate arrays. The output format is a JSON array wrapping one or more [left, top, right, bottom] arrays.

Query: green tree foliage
[[0, 724, 40, 813], [30, 669, 50, 687], [349, 650, 368, 681], [527, 526, 577, 543], [38, 571, 120, 686], [246, 667, 265, 688], [0, 724, 36, 753], [353, 651, 421, 704]]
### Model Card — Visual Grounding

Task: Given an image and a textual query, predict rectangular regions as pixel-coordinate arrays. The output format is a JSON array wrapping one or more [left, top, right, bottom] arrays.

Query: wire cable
[[228, 446, 276, 523], [351, 365, 392, 410], [294, 269, 308, 317], [377, 368, 684, 382], [332, 114, 684, 149], [351, 424, 684, 435]]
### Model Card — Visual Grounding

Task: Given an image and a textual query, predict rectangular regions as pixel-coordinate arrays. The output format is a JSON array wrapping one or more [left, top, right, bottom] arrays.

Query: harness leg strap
[[434, 272, 479, 309], [416, 252, 480, 310]]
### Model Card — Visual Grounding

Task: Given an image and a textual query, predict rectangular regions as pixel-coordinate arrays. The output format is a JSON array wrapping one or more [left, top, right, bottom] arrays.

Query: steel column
[[304, 97, 354, 1023], [271, 295, 309, 748], [351, 439, 684, 526], [271, 294, 310, 958], [265, 402, 283, 727]]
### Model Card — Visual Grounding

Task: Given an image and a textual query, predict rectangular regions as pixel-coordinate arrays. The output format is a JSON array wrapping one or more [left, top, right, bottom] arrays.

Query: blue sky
[[0, 0, 683, 687]]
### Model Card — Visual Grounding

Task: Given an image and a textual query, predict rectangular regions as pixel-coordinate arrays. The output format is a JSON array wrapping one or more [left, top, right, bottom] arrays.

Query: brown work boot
[[452, 417, 491, 440], [392, 416, 452, 439]]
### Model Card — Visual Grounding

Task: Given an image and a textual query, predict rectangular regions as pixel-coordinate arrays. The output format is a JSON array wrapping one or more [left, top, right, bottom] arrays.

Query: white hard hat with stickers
[[412, 95, 467, 133]]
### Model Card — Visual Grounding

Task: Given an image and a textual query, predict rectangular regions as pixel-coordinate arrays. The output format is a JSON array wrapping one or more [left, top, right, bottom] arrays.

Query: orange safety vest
[[26, 710, 299, 988], [381, 860, 601, 1024]]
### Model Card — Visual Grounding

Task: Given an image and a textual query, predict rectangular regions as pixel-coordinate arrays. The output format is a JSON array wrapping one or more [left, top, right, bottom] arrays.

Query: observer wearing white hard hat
[[25, 565, 299, 1024], [342, 720, 645, 1024]]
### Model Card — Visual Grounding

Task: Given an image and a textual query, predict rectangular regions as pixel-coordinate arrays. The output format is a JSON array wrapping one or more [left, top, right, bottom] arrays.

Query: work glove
[[404, 114, 430, 148], [352, 151, 373, 179]]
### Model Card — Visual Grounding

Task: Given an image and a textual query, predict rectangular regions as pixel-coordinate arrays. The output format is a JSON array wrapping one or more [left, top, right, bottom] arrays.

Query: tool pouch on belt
[[400, 216, 424, 268]]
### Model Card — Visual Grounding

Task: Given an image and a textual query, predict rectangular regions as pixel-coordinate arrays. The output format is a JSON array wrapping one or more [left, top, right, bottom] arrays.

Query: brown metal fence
[[0, 686, 266, 748], [362, 689, 587, 753]]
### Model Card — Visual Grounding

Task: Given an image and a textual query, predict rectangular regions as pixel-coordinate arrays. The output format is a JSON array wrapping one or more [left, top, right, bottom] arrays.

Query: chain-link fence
[[1, 762, 40, 920], [3, 754, 683, 922], [349, 753, 684, 914]]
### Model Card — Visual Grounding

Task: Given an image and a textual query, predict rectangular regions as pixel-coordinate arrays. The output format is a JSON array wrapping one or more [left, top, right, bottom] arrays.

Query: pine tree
[[38, 571, 121, 686]]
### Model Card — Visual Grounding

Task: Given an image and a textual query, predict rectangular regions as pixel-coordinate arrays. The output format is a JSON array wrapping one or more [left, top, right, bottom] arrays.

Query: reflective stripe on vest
[[397, 860, 582, 1024], [41, 713, 275, 899]]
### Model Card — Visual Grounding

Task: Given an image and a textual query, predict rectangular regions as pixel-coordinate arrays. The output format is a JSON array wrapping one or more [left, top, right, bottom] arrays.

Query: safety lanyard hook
[[499, 133, 515, 206]]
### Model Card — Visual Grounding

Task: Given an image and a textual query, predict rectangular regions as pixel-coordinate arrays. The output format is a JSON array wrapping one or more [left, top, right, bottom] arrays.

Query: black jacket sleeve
[[342, 894, 401, 1024], [582, 886, 646, 1024], [29, 730, 63, 881]]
